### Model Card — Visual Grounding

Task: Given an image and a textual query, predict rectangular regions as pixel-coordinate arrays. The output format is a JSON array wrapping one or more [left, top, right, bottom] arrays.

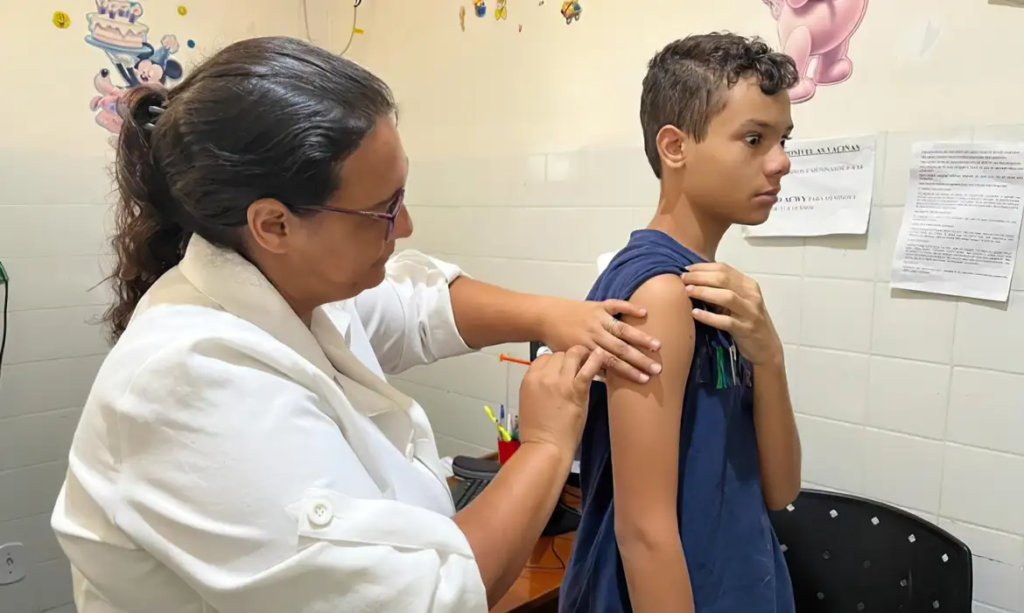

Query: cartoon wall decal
[[177, 5, 187, 16], [495, 0, 507, 20], [187, 39, 195, 48], [762, 0, 869, 103], [53, 11, 72, 28], [90, 69, 127, 134], [85, 0, 185, 138], [474, 0, 486, 17], [460, 5, 466, 30], [561, 1, 581, 24]]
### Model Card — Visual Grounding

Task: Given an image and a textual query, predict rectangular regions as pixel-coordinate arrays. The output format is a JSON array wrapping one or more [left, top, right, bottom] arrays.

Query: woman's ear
[[655, 125, 687, 174], [246, 199, 293, 254]]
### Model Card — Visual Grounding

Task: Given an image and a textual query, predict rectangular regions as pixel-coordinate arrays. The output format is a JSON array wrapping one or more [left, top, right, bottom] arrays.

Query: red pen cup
[[497, 438, 521, 464]]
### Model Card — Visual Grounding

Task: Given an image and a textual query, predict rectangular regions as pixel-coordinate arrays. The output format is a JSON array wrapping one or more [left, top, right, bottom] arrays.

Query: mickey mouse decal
[[85, 1, 185, 137]]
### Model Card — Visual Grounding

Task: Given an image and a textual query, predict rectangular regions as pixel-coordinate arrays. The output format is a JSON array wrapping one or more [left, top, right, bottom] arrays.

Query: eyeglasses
[[293, 188, 405, 241]]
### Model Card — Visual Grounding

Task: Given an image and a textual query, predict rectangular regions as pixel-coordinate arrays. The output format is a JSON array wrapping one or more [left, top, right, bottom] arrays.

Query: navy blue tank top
[[559, 229, 794, 613]]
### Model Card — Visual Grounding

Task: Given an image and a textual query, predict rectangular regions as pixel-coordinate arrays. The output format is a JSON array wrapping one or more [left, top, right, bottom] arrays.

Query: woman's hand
[[539, 299, 662, 383], [518, 346, 606, 454], [681, 262, 783, 366]]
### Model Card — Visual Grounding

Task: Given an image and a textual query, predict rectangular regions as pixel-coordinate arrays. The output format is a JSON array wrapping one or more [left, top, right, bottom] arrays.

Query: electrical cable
[[303, 0, 359, 56], [0, 263, 8, 385], [525, 538, 567, 572], [551, 538, 566, 569]]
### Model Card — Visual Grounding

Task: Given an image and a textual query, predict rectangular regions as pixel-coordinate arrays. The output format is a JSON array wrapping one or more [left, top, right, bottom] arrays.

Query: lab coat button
[[307, 500, 334, 527]]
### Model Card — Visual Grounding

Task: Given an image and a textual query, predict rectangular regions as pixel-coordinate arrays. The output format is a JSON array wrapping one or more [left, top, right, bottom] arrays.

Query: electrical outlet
[[0, 543, 26, 585]]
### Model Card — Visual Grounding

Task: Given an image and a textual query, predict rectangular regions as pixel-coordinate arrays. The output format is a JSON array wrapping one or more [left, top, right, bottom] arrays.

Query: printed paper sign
[[745, 135, 876, 238], [891, 142, 1024, 302]]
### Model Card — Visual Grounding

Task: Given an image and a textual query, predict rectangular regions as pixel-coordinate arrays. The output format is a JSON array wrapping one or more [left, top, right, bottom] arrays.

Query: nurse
[[52, 37, 662, 613]]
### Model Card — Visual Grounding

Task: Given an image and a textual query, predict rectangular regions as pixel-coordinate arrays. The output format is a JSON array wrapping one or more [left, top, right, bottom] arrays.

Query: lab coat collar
[[175, 236, 448, 491], [176, 235, 404, 399], [177, 235, 338, 376]]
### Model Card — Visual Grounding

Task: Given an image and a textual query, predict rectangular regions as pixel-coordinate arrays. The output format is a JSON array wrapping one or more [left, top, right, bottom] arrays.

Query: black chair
[[769, 489, 972, 612]]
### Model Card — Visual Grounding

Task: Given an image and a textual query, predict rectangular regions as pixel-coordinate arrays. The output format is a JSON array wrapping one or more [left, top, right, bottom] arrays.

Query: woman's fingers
[[605, 314, 662, 352], [596, 327, 659, 382], [573, 347, 608, 395], [600, 299, 648, 320], [560, 345, 590, 378], [600, 300, 660, 351]]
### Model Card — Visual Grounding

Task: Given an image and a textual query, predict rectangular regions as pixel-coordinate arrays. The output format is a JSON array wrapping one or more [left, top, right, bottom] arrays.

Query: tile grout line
[[937, 296, 961, 526], [0, 406, 83, 427], [797, 412, 1024, 471]]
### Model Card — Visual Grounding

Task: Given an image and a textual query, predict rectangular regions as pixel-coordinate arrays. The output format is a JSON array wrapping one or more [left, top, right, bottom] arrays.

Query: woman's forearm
[[753, 353, 802, 510], [453, 442, 573, 608], [448, 277, 552, 349]]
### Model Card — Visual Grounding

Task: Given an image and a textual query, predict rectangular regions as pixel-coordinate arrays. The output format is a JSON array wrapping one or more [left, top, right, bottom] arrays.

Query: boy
[[560, 33, 802, 612]]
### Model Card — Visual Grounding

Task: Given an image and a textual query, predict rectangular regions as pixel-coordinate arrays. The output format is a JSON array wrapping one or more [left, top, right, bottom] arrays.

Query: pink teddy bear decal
[[90, 68, 127, 137], [763, 0, 869, 103]]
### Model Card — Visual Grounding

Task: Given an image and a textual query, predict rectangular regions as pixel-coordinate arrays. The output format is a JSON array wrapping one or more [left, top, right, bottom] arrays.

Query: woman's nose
[[393, 205, 413, 240]]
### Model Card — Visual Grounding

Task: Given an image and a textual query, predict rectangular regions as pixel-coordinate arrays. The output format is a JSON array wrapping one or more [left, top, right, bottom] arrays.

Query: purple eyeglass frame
[[295, 188, 405, 240]]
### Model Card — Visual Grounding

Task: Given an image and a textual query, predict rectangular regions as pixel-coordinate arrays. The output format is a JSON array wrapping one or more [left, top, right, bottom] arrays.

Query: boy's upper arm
[[606, 274, 696, 531]]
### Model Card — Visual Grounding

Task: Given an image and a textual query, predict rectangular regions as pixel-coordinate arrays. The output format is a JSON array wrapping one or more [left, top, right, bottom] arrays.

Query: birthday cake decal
[[87, 0, 150, 50]]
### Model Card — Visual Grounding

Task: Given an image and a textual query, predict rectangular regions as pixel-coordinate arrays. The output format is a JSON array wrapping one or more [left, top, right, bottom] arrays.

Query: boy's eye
[[745, 134, 762, 146], [781, 135, 791, 149]]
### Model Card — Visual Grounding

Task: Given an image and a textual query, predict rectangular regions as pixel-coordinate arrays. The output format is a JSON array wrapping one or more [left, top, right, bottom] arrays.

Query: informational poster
[[891, 142, 1024, 302], [745, 135, 876, 238]]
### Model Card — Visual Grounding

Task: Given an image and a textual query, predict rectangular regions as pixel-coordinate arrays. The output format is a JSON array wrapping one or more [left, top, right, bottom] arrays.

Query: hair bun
[[123, 85, 169, 132]]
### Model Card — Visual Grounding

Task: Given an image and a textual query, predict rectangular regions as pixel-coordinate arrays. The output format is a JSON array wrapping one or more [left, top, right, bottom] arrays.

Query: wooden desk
[[489, 530, 574, 613]]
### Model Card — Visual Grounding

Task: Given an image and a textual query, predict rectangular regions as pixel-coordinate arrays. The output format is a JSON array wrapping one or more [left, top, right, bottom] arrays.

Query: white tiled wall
[[0, 151, 114, 612], [391, 126, 1024, 611], [0, 1, 355, 608]]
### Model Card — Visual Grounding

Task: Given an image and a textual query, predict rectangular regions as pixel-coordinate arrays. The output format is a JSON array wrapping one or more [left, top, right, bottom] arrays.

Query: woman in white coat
[[52, 37, 664, 612]]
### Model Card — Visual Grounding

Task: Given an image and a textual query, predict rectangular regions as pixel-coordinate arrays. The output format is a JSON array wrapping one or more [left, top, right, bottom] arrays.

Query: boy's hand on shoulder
[[680, 262, 783, 366]]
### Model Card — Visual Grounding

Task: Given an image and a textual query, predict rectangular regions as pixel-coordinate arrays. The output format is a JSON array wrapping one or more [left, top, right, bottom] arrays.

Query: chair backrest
[[768, 489, 972, 612]]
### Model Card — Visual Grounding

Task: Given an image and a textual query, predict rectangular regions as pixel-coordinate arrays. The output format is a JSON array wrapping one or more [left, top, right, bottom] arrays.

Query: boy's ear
[[656, 125, 687, 174]]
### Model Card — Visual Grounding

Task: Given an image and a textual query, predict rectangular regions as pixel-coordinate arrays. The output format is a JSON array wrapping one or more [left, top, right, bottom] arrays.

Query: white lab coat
[[51, 235, 489, 613]]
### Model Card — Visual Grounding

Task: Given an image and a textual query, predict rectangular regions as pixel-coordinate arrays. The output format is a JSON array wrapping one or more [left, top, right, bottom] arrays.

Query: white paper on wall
[[744, 135, 876, 238], [890, 142, 1024, 302]]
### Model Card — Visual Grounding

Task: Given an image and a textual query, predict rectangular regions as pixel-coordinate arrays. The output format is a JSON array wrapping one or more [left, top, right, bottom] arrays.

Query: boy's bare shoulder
[[631, 273, 693, 311]]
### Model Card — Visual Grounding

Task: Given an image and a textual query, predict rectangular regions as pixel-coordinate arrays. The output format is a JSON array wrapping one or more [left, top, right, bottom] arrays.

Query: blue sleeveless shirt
[[559, 229, 794, 613]]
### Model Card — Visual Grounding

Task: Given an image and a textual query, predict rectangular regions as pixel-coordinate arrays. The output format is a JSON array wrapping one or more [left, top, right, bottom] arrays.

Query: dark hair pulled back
[[105, 36, 396, 342]]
